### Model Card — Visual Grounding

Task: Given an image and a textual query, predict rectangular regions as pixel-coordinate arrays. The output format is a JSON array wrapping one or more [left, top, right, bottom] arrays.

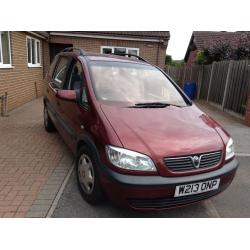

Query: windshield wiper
[[128, 102, 183, 108]]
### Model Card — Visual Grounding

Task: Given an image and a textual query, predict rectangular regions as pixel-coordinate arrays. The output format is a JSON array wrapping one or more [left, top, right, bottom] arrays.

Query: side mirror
[[56, 90, 76, 102]]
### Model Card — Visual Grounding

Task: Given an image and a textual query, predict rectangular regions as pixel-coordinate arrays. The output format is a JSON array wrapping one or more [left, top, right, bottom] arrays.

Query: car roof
[[59, 51, 151, 66]]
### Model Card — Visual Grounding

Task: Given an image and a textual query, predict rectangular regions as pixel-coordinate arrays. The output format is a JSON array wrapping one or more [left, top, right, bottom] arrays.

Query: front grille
[[128, 189, 220, 209], [164, 151, 222, 172]]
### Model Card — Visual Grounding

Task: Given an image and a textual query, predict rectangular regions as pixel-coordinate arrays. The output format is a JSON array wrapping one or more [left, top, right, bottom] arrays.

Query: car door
[[58, 59, 91, 154], [47, 56, 72, 144]]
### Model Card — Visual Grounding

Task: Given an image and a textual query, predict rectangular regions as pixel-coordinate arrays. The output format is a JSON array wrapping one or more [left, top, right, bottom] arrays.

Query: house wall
[[186, 50, 197, 65], [0, 32, 50, 111], [0, 32, 168, 112], [49, 35, 167, 69]]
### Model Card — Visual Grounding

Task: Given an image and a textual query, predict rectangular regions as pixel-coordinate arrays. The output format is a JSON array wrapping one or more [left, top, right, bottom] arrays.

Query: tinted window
[[48, 55, 59, 77], [67, 61, 88, 104], [68, 61, 84, 90], [89, 61, 187, 106], [53, 57, 70, 89]]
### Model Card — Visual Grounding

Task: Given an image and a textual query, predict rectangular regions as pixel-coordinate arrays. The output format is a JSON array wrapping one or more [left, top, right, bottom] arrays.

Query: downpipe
[[0, 92, 8, 117]]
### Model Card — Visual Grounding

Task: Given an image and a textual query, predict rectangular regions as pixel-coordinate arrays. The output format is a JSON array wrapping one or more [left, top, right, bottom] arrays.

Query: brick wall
[[0, 32, 167, 112], [0, 32, 49, 111], [49, 35, 167, 69], [187, 50, 197, 65]]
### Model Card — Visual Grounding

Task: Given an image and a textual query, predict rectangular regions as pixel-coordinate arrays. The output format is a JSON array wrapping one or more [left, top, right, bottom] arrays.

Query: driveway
[[0, 98, 73, 217], [196, 101, 250, 155], [0, 98, 249, 217], [52, 155, 249, 218], [53, 101, 250, 218]]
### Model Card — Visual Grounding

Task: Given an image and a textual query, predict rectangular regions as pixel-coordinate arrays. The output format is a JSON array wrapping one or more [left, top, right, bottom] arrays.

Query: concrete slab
[[196, 101, 250, 155]]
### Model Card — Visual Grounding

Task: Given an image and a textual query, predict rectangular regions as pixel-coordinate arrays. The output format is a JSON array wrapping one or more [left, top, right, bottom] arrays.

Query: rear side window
[[53, 57, 70, 89]]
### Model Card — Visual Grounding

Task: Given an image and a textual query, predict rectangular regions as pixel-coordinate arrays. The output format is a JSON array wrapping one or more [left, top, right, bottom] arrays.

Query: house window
[[101, 46, 139, 56], [26, 36, 41, 67], [0, 31, 12, 67]]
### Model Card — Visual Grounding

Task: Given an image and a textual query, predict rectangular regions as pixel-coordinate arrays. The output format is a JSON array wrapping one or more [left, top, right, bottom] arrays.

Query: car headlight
[[225, 138, 235, 160], [105, 145, 156, 171]]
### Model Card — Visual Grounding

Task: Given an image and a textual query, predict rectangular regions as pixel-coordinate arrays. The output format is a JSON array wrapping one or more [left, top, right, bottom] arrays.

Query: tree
[[195, 33, 250, 64], [235, 33, 250, 59], [165, 54, 184, 66], [165, 54, 172, 65]]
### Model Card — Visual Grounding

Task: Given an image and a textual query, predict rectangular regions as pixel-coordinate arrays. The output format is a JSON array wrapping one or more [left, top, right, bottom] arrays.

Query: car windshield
[[89, 61, 187, 107]]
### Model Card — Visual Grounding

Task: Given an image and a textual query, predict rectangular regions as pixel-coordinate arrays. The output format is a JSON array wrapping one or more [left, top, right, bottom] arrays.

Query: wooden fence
[[166, 60, 250, 117]]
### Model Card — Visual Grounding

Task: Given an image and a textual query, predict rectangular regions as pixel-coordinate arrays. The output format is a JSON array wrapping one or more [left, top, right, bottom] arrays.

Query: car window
[[67, 60, 88, 104], [89, 61, 187, 106], [53, 57, 70, 89], [68, 61, 84, 90], [48, 55, 59, 78]]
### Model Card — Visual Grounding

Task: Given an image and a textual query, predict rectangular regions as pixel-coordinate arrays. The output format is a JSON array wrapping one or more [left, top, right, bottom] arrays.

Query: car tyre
[[44, 104, 55, 133], [76, 146, 104, 205]]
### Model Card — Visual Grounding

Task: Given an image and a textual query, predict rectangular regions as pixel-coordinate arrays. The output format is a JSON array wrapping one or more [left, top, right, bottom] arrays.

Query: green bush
[[196, 50, 207, 64], [197, 33, 250, 64]]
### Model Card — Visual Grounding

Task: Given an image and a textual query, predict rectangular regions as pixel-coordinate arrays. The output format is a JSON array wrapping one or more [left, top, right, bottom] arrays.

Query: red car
[[44, 47, 239, 210]]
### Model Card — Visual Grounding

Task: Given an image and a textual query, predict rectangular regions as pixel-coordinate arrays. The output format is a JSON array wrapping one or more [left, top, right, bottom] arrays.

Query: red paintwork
[[44, 51, 237, 210], [100, 103, 226, 177], [101, 166, 237, 210], [56, 89, 76, 101]]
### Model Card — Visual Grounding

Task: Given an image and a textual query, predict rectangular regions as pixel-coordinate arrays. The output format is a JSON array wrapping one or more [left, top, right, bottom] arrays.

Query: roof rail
[[61, 47, 86, 56], [110, 53, 148, 63]]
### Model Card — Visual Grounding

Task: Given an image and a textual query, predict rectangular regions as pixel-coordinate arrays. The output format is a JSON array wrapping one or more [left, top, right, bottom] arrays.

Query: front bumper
[[100, 158, 239, 210]]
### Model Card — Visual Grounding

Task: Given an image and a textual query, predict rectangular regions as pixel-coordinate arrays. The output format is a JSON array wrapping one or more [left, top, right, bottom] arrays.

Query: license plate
[[174, 179, 220, 197]]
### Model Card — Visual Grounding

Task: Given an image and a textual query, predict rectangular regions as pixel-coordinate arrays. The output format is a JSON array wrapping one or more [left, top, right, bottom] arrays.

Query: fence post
[[182, 66, 187, 87], [222, 60, 233, 110], [177, 66, 182, 86], [166, 66, 170, 75], [197, 65, 204, 100], [190, 66, 193, 81], [207, 62, 216, 102]]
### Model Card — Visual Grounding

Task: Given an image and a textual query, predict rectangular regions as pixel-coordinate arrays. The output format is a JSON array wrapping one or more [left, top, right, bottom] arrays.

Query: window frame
[[52, 56, 71, 90], [66, 59, 89, 108], [0, 31, 12, 68], [100, 46, 139, 56], [26, 36, 42, 67]]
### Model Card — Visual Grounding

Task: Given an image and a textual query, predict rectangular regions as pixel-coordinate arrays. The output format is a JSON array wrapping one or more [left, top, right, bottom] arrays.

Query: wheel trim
[[78, 154, 95, 194]]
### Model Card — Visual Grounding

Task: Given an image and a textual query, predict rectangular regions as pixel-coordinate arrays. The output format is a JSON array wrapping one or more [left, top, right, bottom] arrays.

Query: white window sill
[[27, 64, 42, 68], [0, 65, 14, 69]]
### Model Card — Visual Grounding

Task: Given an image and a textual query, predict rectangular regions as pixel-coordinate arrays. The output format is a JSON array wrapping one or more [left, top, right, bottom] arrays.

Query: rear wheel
[[44, 105, 55, 132], [76, 146, 104, 204]]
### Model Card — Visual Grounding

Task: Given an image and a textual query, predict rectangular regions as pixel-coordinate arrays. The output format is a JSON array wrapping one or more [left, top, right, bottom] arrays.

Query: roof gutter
[[49, 32, 166, 43], [27, 32, 48, 40]]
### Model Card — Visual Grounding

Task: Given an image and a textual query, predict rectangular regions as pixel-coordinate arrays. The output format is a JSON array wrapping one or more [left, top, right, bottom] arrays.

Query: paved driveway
[[0, 99, 72, 217], [0, 98, 249, 217], [196, 101, 250, 155], [53, 102, 250, 218], [52, 156, 249, 218]]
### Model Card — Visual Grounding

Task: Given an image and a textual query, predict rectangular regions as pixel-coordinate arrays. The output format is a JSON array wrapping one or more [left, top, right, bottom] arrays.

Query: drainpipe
[[0, 92, 8, 117], [42, 40, 46, 78], [156, 40, 160, 66]]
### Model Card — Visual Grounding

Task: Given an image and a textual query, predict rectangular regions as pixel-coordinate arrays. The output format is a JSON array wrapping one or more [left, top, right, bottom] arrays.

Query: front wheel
[[76, 146, 104, 205], [44, 105, 55, 133]]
